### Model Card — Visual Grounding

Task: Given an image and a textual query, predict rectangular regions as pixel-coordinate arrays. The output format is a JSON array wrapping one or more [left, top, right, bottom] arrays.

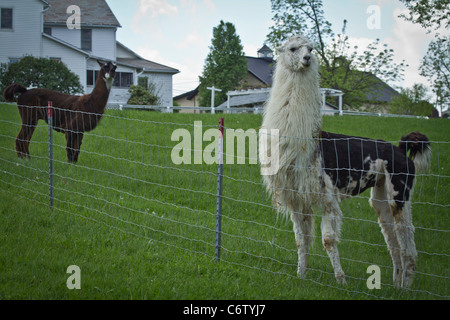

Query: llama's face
[[102, 61, 117, 81], [277, 35, 316, 72], [98, 60, 117, 90]]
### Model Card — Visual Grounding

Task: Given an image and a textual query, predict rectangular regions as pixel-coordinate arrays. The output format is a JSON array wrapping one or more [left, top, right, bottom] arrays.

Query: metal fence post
[[215, 118, 224, 262], [48, 101, 53, 210]]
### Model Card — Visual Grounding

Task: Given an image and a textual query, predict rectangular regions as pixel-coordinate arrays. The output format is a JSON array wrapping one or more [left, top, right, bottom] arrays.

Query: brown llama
[[3, 60, 116, 163]]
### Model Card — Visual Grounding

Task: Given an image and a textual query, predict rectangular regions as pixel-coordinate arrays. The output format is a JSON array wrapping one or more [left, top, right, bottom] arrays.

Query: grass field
[[0, 103, 448, 300]]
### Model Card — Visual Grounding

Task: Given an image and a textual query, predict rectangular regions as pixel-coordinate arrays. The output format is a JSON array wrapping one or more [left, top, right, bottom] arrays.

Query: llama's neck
[[264, 66, 322, 141], [89, 74, 112, 114]]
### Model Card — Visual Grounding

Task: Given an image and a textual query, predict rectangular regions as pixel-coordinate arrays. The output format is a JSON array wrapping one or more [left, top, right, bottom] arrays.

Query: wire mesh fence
[[0, 102, 448, 299]]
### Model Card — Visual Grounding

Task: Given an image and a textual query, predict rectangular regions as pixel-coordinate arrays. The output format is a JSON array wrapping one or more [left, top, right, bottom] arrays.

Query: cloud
[[180, 0, 216, 14], [202, 0, 216, 12], [179, 33, 206, 49], [136, 0, 178, 19], [135, 46, 202, 94], [384, 8, 437, 89]]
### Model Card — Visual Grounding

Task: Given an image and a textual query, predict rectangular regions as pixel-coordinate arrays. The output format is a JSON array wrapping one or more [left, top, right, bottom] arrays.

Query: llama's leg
[[392, 201, 417, 288], [370, 181, 402, 287], [321, 200, 346, 285], [290, 205, 314, 279], [16, 125, 29, 158], [65, 132, 84, 163], [16, 114, 38, 158]]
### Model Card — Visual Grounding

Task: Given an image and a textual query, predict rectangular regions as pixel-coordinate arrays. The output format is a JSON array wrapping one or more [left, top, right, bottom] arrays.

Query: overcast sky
[[106, 0, 446, 98]]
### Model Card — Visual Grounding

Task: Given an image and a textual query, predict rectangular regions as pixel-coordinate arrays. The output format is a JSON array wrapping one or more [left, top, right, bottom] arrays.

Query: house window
[[9, 57, 20, 64], [1, 8, 13, 29], [86, 70, 100, 86], [87, 70, 134, 88], [113, 72, 134, 88], [81, 29, 92, 51]]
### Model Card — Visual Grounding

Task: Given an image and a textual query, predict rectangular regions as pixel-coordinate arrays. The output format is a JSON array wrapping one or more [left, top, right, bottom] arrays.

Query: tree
[[267, 1, 406, 108], [0, 56, 83, 96], [389, 83, 434, 116], [320, 23, 406, 107], [198, 20, 248, 107], [419, 36, 450, 113], [398, 0, 450, 30], [399, 1, 450, 113], [266, 0, 333, 65]]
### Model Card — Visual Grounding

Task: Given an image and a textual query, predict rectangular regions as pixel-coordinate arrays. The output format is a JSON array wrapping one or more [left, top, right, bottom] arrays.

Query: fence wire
[[0, 103, 448, 299]]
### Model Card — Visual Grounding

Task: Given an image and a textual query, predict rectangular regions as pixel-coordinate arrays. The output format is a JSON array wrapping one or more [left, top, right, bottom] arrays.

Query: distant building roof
[[364, 74, 400, 102], [246, 56, 275, 86], [44, 0, 121, 27], [174, 86, 199, 101]]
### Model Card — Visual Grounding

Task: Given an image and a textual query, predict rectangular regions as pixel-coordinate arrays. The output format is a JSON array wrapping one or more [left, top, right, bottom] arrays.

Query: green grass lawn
[[0, 103, 448, 300]]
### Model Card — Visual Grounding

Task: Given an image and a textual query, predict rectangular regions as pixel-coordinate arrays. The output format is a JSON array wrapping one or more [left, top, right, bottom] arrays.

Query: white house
[[0, 0, 179, 106]]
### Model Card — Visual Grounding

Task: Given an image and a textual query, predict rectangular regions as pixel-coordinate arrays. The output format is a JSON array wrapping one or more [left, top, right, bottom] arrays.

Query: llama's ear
[[97, 59, 105, 67]]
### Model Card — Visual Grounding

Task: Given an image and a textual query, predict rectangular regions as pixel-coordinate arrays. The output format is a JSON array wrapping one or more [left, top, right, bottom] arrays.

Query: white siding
[[116, 44, 136, 59], [42, 36, 87, 92], [0, 0, 44, 63], [91, 28, 116, 60], [47, 26, 116, 61], [141, 72, 174, 106], [49, 26, 81, 48]]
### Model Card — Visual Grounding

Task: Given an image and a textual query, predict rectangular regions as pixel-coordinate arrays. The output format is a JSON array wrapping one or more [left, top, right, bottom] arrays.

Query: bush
[[0, 56, 83, 96], [127, 85, 160, 105]]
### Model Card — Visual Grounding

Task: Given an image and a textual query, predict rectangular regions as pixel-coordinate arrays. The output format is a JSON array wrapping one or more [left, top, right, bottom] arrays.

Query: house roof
[[117, 58, 179, 74], [174, 86, 199, 101], [42, 33, 90, 56], [245, 56, 275, 86], [116, 42, 179, 74], [44, 0, 121, 27], [364, 74, 400, 102]]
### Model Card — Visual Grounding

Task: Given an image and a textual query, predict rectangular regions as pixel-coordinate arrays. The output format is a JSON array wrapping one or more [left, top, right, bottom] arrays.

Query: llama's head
[[276, 35, 317, 73], [97, 60, 117, 90]]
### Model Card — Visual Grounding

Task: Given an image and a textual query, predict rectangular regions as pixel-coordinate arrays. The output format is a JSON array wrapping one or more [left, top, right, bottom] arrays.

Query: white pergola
[[320, 88, 344, 115], [222, 87, 344, 115]]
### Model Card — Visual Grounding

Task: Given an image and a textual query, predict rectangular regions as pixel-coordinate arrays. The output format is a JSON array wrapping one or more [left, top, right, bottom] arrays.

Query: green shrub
[[127, 85, 160, 105], [0, 56, 83, 97]]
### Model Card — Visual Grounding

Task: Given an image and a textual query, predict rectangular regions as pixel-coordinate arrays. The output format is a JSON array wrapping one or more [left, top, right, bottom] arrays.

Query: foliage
[[266, 1, 406, 109], [320, 27, 406, 107], [389, 83, 435, 116], [127, 84, 160, 106], [0, 56, 83, 96], [266, 0, 333, 61], [419, 36, 449, 111], [399, 0, 449, 113], [198, 20, 248, 107], [398, 0, 450, 30]]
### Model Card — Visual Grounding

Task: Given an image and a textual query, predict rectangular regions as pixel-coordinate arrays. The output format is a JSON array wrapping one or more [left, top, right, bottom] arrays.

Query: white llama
[[261, 35, 431, 287]]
